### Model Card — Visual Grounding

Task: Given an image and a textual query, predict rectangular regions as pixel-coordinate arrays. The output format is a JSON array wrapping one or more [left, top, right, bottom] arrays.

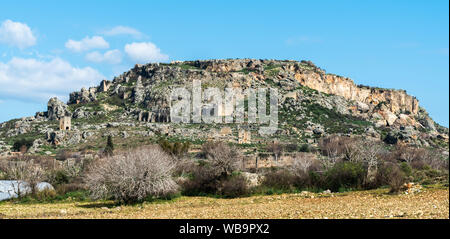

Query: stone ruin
[[59, 115, 71, 131]]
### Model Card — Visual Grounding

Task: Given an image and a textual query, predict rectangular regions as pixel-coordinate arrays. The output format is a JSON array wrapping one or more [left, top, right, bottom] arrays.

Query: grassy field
[[0, 187, 448, 219]]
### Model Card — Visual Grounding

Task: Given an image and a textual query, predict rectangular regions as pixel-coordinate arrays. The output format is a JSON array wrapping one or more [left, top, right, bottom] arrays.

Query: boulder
[[419, 116, 436, 131], [380, 110, 398, 126], [48, 131, 66, 145], [356, 101, 370, 113], [395, 114, 413, 126]]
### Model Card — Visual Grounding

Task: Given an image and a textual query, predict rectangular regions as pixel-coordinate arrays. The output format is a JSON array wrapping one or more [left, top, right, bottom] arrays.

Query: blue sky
[[0, 0, 448, 126]]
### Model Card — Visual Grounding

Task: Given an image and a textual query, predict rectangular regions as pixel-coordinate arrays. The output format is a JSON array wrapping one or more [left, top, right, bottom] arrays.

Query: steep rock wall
[[293, 70, 419, 115]]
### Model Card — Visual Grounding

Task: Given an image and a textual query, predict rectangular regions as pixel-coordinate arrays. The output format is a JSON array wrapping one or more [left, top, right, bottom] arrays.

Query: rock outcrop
[[68, 87, 97, 104], [46, 97, 69, 120]]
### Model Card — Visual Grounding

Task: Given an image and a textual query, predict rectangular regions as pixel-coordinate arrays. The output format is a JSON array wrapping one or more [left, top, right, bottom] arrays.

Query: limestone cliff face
[[294, 72, 419, 115], [182, 59, 419, 115]]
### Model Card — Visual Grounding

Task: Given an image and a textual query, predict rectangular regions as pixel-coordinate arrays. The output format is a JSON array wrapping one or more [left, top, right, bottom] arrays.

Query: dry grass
[[0, 188, 448, 219]]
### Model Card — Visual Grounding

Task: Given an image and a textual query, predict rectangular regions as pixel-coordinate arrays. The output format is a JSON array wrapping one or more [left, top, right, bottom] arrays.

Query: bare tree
[[0, 159, 45, 197], [85, 145, 178, 203], [267, 142, 282, 161], [346, 139, 384, 183], [421, 148, 447, 170], [318, 136, 345, 169], [395, 145, 422, 164], [203, 141, 242, 177], [291, 153, 319, 176]]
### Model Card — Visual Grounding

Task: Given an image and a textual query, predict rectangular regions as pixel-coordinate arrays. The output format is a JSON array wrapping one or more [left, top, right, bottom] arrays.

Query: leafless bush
[[318, 135, 354, 158], [202, 141, 242, 177], [318, 135, 351, 168], [85, 145, 178, 203], [395, 146, 423, 164], [0, 159, 45, 197], [291, 153, 321, 176], [420, 149, 448, 171], [60, 157, 89, 178], [289, 153, 323, 189], [395, 146, 448, 171]]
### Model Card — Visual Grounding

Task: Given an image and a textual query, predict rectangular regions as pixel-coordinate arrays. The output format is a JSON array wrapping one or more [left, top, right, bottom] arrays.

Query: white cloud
[[86, 49, 122, 64], [0, 19, 36, 49], [65, 36, 109, 52], [124, 42, 169, 63], [103, 26, 143, 38], [0, 57, 104, 102]]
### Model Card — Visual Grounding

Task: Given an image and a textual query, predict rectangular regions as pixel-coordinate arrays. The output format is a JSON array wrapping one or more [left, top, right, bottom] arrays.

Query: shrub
[[159, 139, 190, 157], [299, 144, 311, 153], [410, 160, 428, 170], [383, 133, 398, 145], [55, 182, 86, 195], [34, 189, 58, 201], [375, 162, 406, 193], [180, 164, 220, 196], [48, 170, 70, 185], [219, 175, 249, 198], [180, 141, 244, 196], [262, 169, 296, 190], [399, 162, 412, 177], [396, 147, 448, 171], [284, 143, 299, 152], [12, 138, 34, 152], [325, 162, 366, 191], [291, 153, 320, 175], [85, 146, 178, 203]]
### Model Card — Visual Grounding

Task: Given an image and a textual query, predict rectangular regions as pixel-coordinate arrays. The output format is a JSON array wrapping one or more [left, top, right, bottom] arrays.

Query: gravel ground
[[0, 188, 448, 219]]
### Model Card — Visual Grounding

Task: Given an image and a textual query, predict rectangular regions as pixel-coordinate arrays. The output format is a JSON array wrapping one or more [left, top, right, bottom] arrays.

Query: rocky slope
[[0, 59, 448, 156]]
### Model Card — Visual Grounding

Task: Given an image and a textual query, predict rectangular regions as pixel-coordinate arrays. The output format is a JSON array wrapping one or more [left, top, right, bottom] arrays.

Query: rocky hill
[[0, 59, 448, 157]]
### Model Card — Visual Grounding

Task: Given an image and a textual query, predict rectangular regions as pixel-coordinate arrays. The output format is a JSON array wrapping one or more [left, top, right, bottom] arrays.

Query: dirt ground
[[0, 188, 448, 219]]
